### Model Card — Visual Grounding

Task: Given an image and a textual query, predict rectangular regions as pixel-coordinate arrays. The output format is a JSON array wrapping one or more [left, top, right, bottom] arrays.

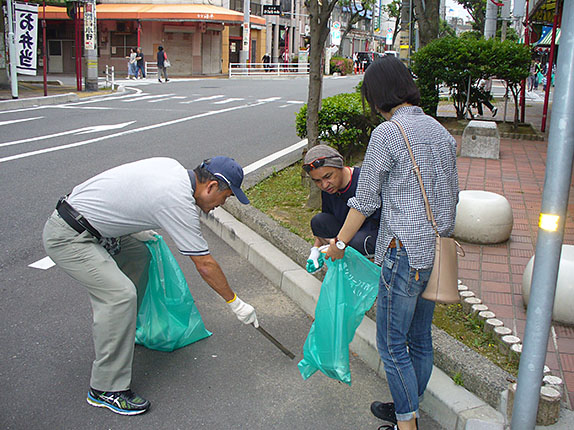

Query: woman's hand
[[325, 239, 345, 261]]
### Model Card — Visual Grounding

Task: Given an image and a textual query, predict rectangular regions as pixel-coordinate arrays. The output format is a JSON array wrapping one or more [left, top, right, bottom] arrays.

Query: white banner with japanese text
[[84, 0, 97, 50], [15, 2, 38, 76]]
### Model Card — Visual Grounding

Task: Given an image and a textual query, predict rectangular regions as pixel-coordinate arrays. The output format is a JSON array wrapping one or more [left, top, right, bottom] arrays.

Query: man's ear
[[206, 180, 219, 195]]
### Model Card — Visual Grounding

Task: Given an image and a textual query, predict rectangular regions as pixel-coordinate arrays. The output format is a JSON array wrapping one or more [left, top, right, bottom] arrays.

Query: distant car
[[355, 51, 384, 70], [384, 51, 398, 57]]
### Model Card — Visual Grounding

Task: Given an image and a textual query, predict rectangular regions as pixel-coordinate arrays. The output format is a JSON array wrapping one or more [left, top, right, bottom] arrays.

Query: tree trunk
[[305, 0, 338, 209], [412, 0, 440, 48]]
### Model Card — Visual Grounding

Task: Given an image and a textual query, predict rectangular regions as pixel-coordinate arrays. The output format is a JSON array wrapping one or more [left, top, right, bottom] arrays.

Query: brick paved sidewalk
[[439, 90, 574, 410]]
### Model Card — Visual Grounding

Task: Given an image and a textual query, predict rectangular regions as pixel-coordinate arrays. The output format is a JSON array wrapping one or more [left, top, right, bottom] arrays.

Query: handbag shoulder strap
[[391, 120, 439, 235]]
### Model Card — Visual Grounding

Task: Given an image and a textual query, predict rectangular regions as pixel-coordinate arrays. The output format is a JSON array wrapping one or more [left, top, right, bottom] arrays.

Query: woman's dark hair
[[158, 45, 164, 51], [361, 56, 420, 114]]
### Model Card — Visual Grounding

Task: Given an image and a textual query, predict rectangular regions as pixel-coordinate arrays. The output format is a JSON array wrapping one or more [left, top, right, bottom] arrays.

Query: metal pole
[[520, 0, 530, 123], [239, 0, 250, 64], [541, 1, 561, 133], [43, 0, 47, 96], [510, 0, 574, 428], [6, 0, 19, 98], [484, 0, 498, 40]]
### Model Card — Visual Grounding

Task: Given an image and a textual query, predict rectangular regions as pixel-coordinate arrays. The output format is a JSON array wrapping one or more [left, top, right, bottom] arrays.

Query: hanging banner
[[15, 2, 39, 76], [84, 0, 97, 50]]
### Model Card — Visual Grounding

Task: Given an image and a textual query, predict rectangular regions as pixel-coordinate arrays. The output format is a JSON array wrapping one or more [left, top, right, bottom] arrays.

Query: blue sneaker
[[87, 388, 150, 415]]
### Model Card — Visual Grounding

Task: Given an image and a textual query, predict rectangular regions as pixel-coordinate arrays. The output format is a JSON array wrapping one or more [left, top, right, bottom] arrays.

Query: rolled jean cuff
[[396, 410, 419, 422]]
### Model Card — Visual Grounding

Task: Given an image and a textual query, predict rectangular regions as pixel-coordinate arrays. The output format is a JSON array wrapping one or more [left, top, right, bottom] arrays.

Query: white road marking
[[122, 93, 176, 103], [179, 95, 225, 104], [1, 100, 273, 164], [148, 96, 186, 103], [28, 256, 55, 270], [213, 98, 244, 104], [0, 116, 43, 126], [0, 121, 135, 148]]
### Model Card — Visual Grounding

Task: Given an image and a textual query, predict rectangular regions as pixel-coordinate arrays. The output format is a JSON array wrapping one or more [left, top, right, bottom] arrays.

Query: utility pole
[[84, 0, 98, 91], [484, 0, 498, 39], [6, 0, 19, 98], [240, 0, 251, 63], [399, 0, 410, 61]]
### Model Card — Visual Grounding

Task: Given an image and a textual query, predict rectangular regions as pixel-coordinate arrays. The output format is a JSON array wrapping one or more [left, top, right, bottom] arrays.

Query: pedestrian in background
[[127, 48, 137, 79], [262, 53, 271, 72], [326, 56, 459, 430], [157, 45, 169, 83], [475, 78, 497, 117], [43, 157, 258, 416], [135, 47, 146, 79]]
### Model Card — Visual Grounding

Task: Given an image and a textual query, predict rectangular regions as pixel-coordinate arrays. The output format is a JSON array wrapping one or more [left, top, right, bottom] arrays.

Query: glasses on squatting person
[[302, 156, 341, 174]]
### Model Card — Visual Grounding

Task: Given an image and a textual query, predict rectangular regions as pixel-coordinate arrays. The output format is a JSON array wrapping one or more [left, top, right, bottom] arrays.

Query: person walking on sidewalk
[[475, 78, 497, 117], [326, 56, 459, 430], [302, 144, 380, 273], [42, 157, 258, 416], [157, 45, 169, 83], [127, 48, 137, 79], [135, 47, 146, 79]]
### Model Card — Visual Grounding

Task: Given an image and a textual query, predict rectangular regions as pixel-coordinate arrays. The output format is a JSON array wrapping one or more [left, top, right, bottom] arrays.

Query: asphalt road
[[0, 76, 444, 430]]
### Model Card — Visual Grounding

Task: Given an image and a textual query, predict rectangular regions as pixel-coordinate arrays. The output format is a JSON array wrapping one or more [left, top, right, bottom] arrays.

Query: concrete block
[[280, 269, 321, 317], [458, 405, 505, 430], [248, 241, 302, 287], [462, 297, 482, 314], [350, 316, 381, 374], [523, 244, 574, 325], [461, 120, 500, 159], [484, 318, 503, 334], [454, 191, 513, 244]]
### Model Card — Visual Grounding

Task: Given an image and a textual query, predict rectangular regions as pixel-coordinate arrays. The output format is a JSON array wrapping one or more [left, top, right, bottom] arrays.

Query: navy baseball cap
[[204, 156, 250, 204]]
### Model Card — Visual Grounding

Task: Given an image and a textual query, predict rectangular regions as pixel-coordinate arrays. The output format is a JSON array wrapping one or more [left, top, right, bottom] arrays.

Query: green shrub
[[330, 56, 354, 76], [295, 92, 381, 158]]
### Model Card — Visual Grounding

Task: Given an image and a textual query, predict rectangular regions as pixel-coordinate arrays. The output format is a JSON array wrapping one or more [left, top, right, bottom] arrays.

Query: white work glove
[[227, 295, 259, 328], [306, 246, 324, 273], [130, 230, 159, 242]]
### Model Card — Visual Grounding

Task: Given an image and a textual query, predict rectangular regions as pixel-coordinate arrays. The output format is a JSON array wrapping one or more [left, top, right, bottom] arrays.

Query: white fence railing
[[229, 62, 309, 78], [104, 65, 115, 89], [145, 61, 158, 77]]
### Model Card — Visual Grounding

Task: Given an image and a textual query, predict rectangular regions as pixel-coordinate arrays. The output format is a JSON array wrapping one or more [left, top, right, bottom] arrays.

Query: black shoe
[[87, 388, 150, 415], [158, 79, 162, 83], [165, 79, 169, 82], [378, 426, 397, 430], [371, 401, 397, 424], [492, 107, 498, 117]]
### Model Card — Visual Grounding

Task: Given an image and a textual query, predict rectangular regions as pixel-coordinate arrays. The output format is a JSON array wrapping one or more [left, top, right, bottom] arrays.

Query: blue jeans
[[376, 244, 435, 422]]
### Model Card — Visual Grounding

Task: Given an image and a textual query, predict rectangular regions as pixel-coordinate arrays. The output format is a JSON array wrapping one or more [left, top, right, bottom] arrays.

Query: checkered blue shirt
[[348, 106, 459, 269]]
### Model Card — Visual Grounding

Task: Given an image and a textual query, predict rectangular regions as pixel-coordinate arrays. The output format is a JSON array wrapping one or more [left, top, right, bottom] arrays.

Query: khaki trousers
[[42, 211, 150, 391]]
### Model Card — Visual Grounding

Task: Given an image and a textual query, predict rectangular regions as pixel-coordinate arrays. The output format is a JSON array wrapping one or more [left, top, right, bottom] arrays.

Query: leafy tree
[[382, 0, 401, 47], [439, 19, 457, 38], [456, 0, 486, 32], [337, 0, 376, 56]]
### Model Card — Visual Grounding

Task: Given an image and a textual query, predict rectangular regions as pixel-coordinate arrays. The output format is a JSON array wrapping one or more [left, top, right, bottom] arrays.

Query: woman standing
[[127, 48, 137, 79], [157, 46, 169, 83], [326, 56, 459, 430]]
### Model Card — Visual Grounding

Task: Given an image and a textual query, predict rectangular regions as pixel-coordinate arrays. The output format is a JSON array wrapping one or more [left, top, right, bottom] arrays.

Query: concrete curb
[[0, 92, 79, 111], [200, 206, 507, 430]]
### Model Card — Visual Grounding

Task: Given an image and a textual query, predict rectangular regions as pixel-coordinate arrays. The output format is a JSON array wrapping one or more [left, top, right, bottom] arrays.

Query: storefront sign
[[15, 2, 38, 75], [263, 5, 281, 15], [84, 0, 97, 50]]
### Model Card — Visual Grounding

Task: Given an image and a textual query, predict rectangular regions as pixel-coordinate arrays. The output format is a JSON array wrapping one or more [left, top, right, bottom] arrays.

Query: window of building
[[110, 31, 137, 58]]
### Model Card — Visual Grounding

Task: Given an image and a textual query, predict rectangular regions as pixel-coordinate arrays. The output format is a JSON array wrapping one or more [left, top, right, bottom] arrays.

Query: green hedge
[[295, 91, 381, 158]]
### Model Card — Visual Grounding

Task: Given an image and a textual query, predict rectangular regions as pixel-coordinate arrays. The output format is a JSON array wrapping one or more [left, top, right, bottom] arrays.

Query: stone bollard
[[499, 335, 521, 356], [458, 284, 469, 293], [462, 297, 482, 314], [509, 343, 522, 363], [471, 304, 489, 316], [478, 310, 496, 322], [461, 120, 500, 159], [507, 383, 561, 426], [543, 375, 566, 406], [459, 290, 475, 300], [484, 318, 503, 334]]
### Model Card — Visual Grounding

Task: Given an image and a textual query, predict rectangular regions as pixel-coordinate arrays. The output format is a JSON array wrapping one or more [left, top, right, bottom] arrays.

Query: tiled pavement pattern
[[438, 91, 574, 410]]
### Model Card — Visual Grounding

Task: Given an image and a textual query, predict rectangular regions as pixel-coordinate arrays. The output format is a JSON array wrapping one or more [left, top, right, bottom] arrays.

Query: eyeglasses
[[302, 156, 339, 173]]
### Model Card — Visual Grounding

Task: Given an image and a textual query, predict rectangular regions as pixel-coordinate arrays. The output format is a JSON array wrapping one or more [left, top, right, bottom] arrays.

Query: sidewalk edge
[[0, 92, 79, 111], [200, 206, 507, 430]]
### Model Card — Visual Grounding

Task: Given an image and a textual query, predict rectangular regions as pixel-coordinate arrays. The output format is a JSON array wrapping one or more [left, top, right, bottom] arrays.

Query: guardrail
[[229, 62, 309, 78], [145, 61, 158, 77], [104, 65, 115, 89]]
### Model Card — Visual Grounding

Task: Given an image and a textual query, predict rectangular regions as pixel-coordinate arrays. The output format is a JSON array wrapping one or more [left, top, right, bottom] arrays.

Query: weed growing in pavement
[[246, 161, 519, 377]]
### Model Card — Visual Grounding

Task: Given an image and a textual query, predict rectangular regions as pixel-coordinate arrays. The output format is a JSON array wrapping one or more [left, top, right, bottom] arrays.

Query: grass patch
[[247, 161, 519, 377]]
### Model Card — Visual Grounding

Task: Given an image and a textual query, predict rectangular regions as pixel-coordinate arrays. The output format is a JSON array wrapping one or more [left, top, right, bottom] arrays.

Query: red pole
[[541, 1, 561, 132], [75, 3, 80, 91], [78, 3, 82, 90], [42, 0, 47, 96], [520, 0, 530, 124]]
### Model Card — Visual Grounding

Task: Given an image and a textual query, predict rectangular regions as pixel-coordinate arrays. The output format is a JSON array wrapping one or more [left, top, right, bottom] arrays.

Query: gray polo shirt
[[68, 157, 209, 256]]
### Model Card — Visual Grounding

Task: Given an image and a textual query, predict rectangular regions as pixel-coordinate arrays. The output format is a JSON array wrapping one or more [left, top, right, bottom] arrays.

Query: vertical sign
[[242, 22, 250, 53], [15, 2, 38, 76], [84, 0, 96, 50]]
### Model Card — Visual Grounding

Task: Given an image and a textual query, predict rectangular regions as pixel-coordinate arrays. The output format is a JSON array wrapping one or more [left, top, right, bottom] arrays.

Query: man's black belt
[[56, 197, 102, 240]]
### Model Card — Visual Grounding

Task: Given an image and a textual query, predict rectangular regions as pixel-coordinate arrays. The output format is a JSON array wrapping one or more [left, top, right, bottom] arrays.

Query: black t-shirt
[[157, 51, 166, 66], [322, 167, 380, 232], [137, 52, 144, 67]]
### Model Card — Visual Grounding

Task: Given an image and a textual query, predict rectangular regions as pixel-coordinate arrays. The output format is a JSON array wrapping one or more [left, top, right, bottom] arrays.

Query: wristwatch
[[335, 238, 347, 250]]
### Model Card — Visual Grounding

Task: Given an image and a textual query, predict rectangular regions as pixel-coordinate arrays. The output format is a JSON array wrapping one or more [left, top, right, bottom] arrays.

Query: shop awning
[[42, 4, 266, 26], [534, 27, 561, 46]]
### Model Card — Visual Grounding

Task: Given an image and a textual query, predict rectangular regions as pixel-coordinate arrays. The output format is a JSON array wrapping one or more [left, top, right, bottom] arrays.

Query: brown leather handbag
[[392, 121, 464, 303]]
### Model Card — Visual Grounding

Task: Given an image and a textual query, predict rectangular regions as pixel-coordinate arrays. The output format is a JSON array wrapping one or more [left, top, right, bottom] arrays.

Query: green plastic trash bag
[[135, 236, 211, 352], [298, 246, 381, 385]]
